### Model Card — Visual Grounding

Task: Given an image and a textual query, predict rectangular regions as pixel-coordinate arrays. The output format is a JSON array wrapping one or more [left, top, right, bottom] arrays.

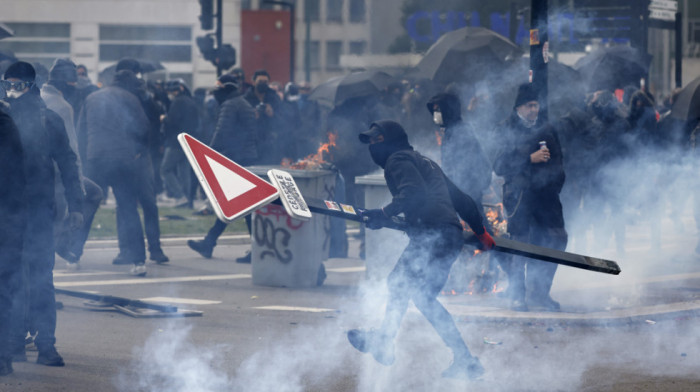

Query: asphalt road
[[1, 228, 699, 392]]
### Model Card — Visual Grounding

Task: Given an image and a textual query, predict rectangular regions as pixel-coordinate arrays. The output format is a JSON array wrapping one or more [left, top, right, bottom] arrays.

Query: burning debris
[[281, 132, 337, 170]]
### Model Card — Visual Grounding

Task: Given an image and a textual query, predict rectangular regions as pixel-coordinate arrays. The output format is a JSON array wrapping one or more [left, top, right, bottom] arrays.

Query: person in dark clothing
[[347, 120, 495, 380], [187, 78, 258, 262], [492, 83, 568, 312], [231, 67, 253, 95], [78, 69, 156, 275], [243, 69, 282, 164], [160, 79, 199, 207], [426, 92, 492, 205], [0, 107, 26, 376], [3, 62, 84, 367]]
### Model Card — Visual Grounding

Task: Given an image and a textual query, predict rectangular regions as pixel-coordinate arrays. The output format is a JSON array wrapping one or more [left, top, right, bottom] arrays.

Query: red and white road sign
[[178, 133, 279, 222]]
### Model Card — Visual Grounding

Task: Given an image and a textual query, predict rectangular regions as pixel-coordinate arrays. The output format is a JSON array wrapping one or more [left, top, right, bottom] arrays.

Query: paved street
[[1, 220, 700, 391]]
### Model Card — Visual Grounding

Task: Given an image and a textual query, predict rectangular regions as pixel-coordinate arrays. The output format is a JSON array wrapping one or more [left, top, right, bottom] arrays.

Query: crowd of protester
[[2, 50, 700, 376]]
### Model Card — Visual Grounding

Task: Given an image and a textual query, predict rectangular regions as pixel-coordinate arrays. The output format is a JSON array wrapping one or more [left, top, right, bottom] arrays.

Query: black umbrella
[[413, 27, 524, 85], [574, 45, 652, 92], [0, 23, 14, 40], [307, 70, 394, 108], [98, 59, 165, 85], [670, 76, 700, 121]]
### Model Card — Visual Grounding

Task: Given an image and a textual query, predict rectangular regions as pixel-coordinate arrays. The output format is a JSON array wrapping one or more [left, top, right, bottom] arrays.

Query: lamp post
[[263, 0, 295, 82]]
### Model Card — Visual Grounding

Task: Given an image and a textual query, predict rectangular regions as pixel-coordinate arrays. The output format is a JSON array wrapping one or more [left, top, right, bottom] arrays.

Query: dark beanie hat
[[218, 73, 238, 86], [116, 58, 141, 74], [49, 58, 78, 83], [514, 83, 538, 108], [4, 61, 36, 82], [359, 120, 410, 145]]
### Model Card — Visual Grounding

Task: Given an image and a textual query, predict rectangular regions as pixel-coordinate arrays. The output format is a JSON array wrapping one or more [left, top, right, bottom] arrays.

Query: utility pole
[[216, 0, 223, 77], [530, 0, 548, 121]]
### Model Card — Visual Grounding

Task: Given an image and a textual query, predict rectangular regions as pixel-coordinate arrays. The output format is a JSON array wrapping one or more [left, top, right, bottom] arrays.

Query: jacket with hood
[[163, 91, 199, 148], [210, 87, 258, 165], [371, 120, 485, 235], [427, 93, 492, 201], [493, 111, 565, 216], [77, 70, 150, 166]]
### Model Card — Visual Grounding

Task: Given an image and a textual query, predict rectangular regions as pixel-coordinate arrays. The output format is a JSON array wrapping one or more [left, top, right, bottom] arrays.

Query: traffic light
[[215, 44, 237, 71], [199, 0, 214, 30], [196, 35, 216, 62]]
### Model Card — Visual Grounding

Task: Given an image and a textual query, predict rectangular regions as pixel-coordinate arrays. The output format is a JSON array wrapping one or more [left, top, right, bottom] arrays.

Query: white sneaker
[[129, 264, 147, 277], [65, 261, 80, 271]]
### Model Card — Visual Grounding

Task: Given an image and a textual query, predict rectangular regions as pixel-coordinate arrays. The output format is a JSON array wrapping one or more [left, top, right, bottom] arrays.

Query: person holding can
[[492, 83, 568, 312]]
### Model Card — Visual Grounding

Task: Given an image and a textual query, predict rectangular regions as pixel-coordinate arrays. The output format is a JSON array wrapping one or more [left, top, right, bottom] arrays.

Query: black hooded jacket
[[163, 92, 199, 148], [371, 120, 485, 235], [427, 93, 492, 201], [210, 89, 258, 165]]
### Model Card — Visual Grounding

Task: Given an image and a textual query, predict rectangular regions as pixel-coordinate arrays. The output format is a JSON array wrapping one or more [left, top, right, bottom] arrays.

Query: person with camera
[[243, 69, 282, 164]]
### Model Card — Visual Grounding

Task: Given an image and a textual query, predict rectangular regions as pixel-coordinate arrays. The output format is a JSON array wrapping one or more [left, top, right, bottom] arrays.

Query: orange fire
[[485, 203, 508, 236], [282, 132, 337, 170], [435, 129, 444, 146]]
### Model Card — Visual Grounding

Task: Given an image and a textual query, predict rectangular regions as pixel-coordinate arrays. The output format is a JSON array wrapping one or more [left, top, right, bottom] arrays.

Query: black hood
[[359, 120, 412, 168], [426, 93, 461, 127]]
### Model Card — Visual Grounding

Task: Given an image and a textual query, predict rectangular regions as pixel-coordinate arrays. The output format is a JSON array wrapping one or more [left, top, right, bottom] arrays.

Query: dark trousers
[[500, 192, 568, 301], [11, 200, 57, 351], [87, 158, 146, 262], [0, 240, 23, 359], [160, 146, 190, 200], [378, 225, 472, 357], [55, 177, 104, 259], [204, 215, 251, 246]]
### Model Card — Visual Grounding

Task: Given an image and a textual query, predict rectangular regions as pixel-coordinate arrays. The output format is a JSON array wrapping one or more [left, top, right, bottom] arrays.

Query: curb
[[83, 234, 252, 249]]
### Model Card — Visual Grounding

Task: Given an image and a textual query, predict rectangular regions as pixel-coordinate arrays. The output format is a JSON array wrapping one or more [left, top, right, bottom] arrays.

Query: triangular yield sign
[[178, 133, 279, 222]]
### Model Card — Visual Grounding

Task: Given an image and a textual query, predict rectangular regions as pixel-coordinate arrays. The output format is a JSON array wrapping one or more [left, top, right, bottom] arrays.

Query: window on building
[[349, 0, 365, 23], [98, 24, 192, 63], [327, 0, 343, 23], [309, 41, 320, 70], [0, 23, 71, 69], [305, 0, 320, 22], [326, 41, 342, 70], [349, 40, 366, 55]]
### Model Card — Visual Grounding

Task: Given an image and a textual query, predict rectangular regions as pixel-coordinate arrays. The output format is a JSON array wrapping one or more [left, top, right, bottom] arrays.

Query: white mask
[[433, 111, 443, 126], [6, 90, 25, 99]]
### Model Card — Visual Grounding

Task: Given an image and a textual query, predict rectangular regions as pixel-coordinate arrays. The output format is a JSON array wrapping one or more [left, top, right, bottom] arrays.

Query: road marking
[[54, 271, 121, 278], [252, 306, 335, 313], [140, 297, 222, 305], [553, 271, 700, 293], [326, 266, 366, 273], [53, 274, 251, 288]]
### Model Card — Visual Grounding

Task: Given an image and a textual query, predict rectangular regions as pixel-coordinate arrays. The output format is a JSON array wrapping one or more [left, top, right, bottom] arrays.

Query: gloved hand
[[68, 211, 84, 231], [475, 228, 495, 251], [361, 208, 389, 230]]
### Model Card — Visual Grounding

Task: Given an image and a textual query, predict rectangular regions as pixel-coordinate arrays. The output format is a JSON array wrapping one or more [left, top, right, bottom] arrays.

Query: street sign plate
[[649, 0, 677, 12], [267, 169, 312, 221], [649, 8, 676, 21], [178, 133, 279, 222]]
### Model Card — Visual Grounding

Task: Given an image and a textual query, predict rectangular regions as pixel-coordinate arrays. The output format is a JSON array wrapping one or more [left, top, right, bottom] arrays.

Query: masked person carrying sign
[[347, 120, 495, 380]]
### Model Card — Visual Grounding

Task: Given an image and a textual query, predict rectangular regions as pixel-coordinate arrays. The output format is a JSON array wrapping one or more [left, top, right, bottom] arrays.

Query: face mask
[[433, 111, 443, 126], [6, 90, 25, 99], [255, 83, 269, 94], [369, 142, 395, 168]]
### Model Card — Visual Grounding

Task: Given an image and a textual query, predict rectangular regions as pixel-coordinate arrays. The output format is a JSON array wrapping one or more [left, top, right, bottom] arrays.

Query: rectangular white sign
[[649, 9, 676, 22], [649, 0, 677, 12]]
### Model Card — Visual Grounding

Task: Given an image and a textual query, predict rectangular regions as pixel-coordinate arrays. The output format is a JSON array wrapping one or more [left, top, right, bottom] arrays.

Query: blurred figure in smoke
[[77, 66, 163, 276], [230, 67, 252, 95], [297, 81, 323, 154], [426, 92, 491, 206], [3, 61, 84, 367], [188, 75, 258, 262], [493, 83, 567, 312], [401, 78, 437, 152], [244, 69, 282, 164], [278, 82, 303, 160], [42, 58, 104, 269], [0, 105, 26, 376], [348, 120, 495, 380], [160, 79, 199, 208]]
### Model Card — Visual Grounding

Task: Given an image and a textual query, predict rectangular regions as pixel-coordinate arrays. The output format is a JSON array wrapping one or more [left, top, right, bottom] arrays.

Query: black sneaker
[[57, 248, 79, 263], [0, 358, 12, 376], [149, 249, 170, 264], [235, 251, 251, 264], [441, 354, 484, 380], [510, 298, 529, 312], [37, 346, 64, 367], [347, 329, 395, 366], [112, 253, 133, 265], [529, 295, 561, 312], [187, 240, 213, 259]]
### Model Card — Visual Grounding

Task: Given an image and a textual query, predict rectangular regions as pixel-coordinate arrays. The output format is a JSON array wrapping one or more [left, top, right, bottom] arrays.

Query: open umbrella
[[670, 76, 700, 121], [0, 23, 14, 40], [574, 45, 652, 92], [412, 26, 524, 85], [307, 70, 393, 108], [98, 59, 165, 85]]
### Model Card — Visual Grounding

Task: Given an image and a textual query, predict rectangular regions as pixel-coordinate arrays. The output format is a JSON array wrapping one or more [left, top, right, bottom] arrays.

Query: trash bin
[[247, 166, 337, 288], [355, 173, 409, 280]]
